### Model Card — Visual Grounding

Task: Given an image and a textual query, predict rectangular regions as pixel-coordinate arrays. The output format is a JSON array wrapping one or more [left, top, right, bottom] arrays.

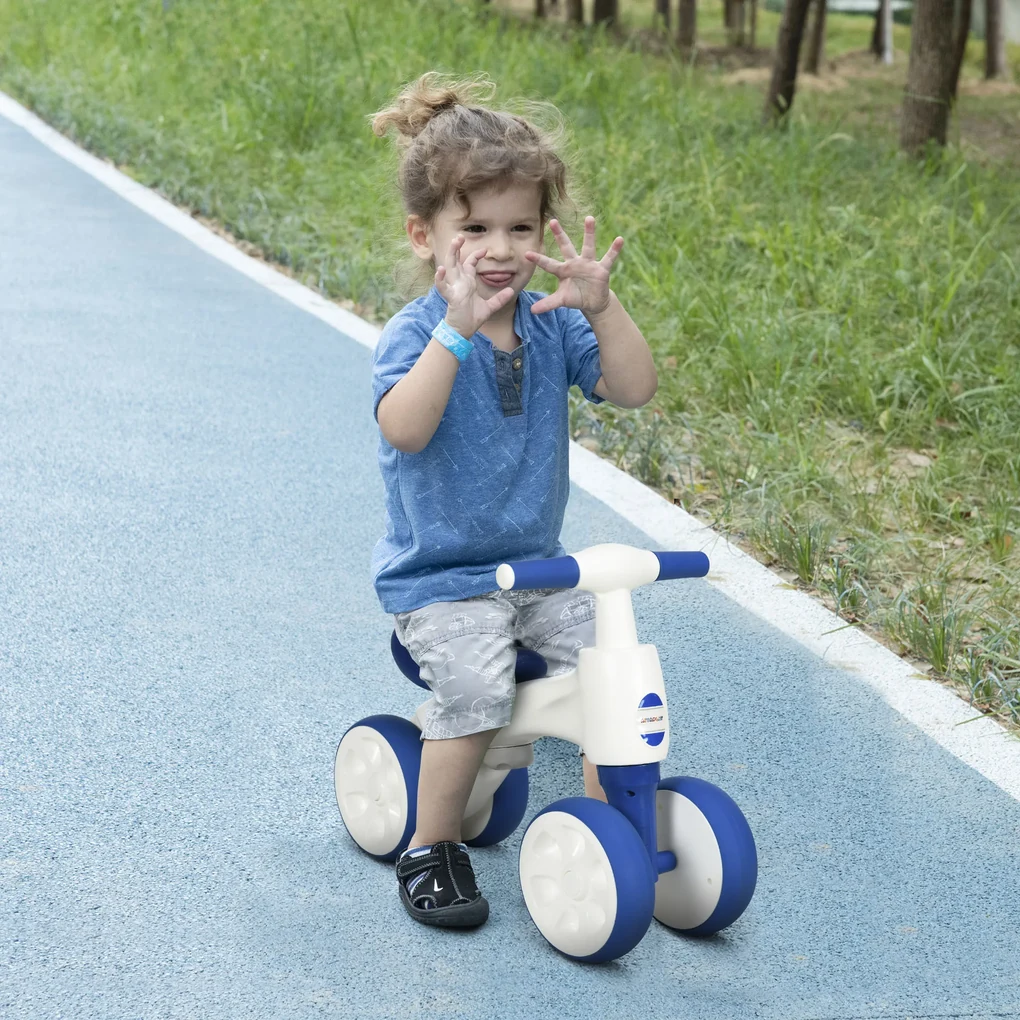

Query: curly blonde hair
[[372, 71, 570, 227]]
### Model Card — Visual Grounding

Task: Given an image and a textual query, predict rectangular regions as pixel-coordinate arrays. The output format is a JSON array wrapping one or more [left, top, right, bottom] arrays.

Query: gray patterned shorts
[[393, 587, 596, 740]]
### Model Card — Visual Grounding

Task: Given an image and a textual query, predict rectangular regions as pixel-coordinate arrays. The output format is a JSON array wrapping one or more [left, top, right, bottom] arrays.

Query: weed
[[752, 508, 836, 585], [886, 579, 976, 676]]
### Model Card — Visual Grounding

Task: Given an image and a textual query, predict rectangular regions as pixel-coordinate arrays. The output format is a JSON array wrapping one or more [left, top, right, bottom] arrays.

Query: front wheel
[[518, 797, 655, 962], [654, 776, 757, 935]]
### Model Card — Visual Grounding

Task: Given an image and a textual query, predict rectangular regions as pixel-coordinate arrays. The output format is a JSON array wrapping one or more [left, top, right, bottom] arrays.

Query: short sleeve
[[560, 307, 605, 405], [372, 312, 431, 422]]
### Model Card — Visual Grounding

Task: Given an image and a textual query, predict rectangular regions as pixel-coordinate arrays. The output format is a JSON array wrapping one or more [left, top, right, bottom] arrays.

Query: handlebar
[[653, 551, 711, 579], [495, 545, 709, 592]]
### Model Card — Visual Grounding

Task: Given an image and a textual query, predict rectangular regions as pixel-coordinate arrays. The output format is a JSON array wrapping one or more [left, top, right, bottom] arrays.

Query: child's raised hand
[[525, 217, 623, 317], [435, 234, 516, 339]]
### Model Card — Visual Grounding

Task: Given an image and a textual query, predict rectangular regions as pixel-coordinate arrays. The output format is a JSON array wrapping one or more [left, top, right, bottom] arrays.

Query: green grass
[[1, 0, 1018, 725]]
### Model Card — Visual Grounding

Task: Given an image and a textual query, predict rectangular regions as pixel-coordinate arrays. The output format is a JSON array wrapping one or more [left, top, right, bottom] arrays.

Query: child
[[369, 72, 658, 929]]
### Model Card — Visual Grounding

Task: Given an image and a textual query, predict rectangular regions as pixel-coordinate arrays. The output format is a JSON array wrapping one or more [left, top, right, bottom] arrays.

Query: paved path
[[2, 112, 1019, 1020]]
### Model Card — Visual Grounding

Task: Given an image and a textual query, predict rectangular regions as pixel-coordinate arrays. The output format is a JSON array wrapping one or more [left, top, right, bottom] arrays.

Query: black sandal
[[395, 841, 490, 928]]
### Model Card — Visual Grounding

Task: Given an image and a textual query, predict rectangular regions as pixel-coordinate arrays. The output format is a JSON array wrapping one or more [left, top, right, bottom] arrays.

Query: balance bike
[[334, 543, 757, 962]]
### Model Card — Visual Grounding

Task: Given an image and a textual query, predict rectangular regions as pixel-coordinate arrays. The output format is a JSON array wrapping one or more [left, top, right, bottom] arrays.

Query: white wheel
[[334, 715, 422, 861], [519, 797, 655, 962], [654, 776, 757, 934]]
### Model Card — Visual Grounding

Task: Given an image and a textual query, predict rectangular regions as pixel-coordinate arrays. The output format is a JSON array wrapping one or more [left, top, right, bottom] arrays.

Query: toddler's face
[[408, 181, 545, 301]]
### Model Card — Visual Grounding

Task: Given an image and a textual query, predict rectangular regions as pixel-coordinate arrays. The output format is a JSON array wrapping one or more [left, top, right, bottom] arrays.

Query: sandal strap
[[396, 841, 479, 908], [395, 848, 442, 880]]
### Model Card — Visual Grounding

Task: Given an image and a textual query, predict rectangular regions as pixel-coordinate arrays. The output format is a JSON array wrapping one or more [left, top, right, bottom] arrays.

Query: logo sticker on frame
[[637, 692, 666, 746]]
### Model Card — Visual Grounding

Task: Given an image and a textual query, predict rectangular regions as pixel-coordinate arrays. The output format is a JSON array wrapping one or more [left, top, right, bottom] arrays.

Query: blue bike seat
[[390, 629, 548, 691]]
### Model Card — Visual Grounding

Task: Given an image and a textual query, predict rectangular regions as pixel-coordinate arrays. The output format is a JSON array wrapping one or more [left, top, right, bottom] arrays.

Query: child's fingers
[[548, 219, 578, 260], [486, 286, 516, 314], [525, 250, 564, 276], [600, 236, 625, 272], [580, 216, 597, 261], [529, 292, 564, 315], [446, 234, 465, 270]]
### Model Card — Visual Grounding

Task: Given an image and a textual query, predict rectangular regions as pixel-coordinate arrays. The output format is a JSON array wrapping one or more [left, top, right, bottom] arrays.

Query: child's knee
[[417, 631, 518, 740]]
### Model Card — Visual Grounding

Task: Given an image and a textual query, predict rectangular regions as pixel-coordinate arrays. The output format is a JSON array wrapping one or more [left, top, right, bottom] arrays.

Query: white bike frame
[[409, 544, 673, 822]]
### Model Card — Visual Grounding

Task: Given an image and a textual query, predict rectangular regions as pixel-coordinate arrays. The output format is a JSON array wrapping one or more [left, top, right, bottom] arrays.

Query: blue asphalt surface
[[2, 113, 1020, 1020]]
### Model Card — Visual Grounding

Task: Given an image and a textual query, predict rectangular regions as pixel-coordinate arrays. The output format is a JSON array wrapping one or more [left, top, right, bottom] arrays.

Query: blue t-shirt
[[370, 286, 605, 614]]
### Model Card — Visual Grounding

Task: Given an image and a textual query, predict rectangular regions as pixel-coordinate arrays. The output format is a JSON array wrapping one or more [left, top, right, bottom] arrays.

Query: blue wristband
[[431, 320, 474, 362]]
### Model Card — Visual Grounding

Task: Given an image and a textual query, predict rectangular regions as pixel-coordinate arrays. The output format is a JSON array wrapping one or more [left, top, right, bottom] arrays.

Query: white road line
[[4, 88, 1018, 803]]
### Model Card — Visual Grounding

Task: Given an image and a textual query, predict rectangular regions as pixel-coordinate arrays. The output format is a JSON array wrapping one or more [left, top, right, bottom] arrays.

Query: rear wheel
[[334, 715, 422, 862]]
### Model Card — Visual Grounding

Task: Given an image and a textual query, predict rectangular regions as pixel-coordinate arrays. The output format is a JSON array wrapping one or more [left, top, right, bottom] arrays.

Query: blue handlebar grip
[[654, 551, 710, 579], [496, 555, 580, 591]]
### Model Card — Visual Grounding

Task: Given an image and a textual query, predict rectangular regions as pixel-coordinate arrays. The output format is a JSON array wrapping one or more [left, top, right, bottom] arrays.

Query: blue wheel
[[654, 776, 757, 935], [463, 767, 529, 847], [518, 797, 656, 962], [334, 714, 422, 862]]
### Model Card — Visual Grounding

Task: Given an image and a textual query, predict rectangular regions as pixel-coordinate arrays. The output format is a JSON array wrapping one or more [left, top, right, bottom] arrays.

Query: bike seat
[[390, 629, 548, 691]]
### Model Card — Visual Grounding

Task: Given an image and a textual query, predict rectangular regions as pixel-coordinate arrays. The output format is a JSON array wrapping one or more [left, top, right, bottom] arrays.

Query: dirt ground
[[497, 0, 1020, 165], [723, 48, 1020, 95], [719, 48, 1020, 163]]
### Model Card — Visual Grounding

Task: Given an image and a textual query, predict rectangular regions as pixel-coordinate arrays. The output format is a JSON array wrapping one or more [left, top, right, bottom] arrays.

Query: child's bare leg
[[408, 729, 498, 848], [582, 752, 608, 802]]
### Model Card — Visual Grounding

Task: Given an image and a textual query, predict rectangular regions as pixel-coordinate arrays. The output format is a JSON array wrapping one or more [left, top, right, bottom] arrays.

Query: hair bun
[[372, 72, 496, 142]]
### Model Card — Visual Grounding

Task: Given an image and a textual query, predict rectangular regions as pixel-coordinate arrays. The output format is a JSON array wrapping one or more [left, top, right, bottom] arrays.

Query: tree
[[656, 0, 671, 27], [678, 0, 697, 45], [985, 0, 1007, 78], [732, 0, 748, 45], [871, 0, 893, 62], [870, 0, 885, 56], [763, 0, 815, 121], [566, 0, 584, 23], [949, 0, 974, 98], [900, 0, 956, 153], [593, 0, 618, 24], [536, 0, 546, 16], [750, 0, 759, 47], [805, 0, 828, 73], [723, 0, 747, 44]]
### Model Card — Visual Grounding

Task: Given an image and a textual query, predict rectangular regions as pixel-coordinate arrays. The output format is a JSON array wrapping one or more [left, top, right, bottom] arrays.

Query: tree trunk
[[882, 0, 894, 61], [750, 0, 758, 47], [656, 0, 671, 27], [724, 0, 733, 30], [734, 0, 747, 44], [678, 0, 697, 45], [900, 0, 956, 153], [949, 0, 973, 98], [805, 0, 827, 72], [763, 0, 814, 121], [985, 0, 1007, 78], [566, 0, 584, 22], [593, 0, 617, 24], [536, 0, 546, 15], [870, 0, 884, 56]]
